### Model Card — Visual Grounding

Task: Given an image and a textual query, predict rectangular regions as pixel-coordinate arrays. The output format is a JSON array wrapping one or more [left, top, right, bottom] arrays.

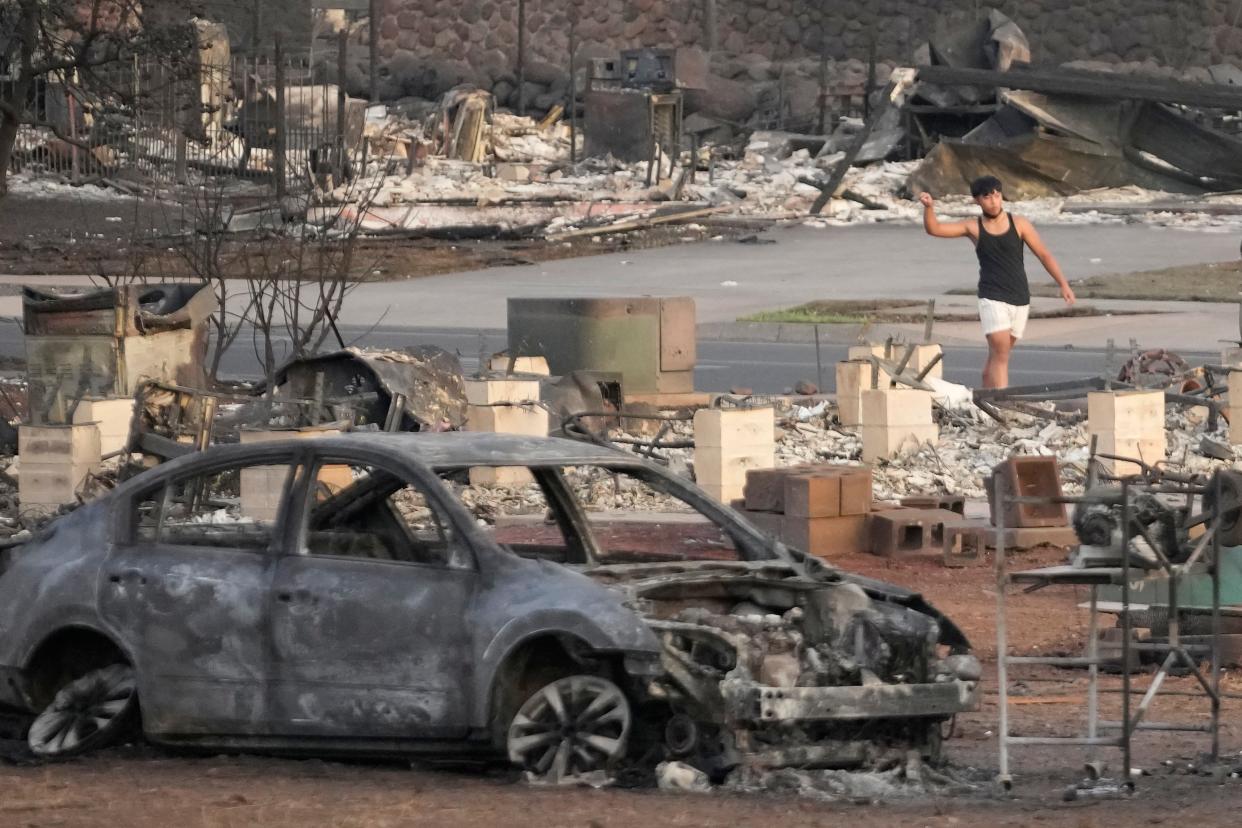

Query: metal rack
[[993, 472, 1227, 788]]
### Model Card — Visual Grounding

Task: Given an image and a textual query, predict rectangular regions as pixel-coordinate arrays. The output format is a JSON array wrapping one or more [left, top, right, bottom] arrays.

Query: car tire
[[27, 663, 138, 759], [506, 674, 631, 784]]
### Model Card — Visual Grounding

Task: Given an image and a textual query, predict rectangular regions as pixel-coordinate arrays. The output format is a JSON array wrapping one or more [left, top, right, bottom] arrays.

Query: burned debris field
[[6, 0, 1242, 825]]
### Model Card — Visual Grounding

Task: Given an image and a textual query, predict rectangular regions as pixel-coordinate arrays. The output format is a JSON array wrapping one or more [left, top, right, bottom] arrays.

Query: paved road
[[334, 223, 1242, 328], [132, 322, 1208, 393]]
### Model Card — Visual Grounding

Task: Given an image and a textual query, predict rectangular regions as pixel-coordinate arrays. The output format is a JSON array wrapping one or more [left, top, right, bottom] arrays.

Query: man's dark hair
[[970, 176, 1003, 198]]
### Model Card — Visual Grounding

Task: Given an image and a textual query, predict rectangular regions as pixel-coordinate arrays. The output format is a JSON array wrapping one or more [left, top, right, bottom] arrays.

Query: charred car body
[[0, 434, 978, 782]]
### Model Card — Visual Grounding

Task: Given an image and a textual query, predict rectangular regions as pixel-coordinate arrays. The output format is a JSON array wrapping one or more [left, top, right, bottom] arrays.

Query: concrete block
[[835, 467, 873, 515], [782, 514, 869, 557], [868, 507, 962, 557], [739, 509, 784, 538], [835, 360, 868, 427], [860, 388, 934, 428], [71, 397, 135, 456], [465, 404, 549, 436], [469, 465, 535, 487], [743, 468, 787, 513], [464, 378, 542, 406], [18, 423, 101, 509], [860, 424, 939, 463], [1087, 390, 1164, 438], [900, 494, 965, 515], [488, 355, 551, 375], [847, 344, 893, 387], [1093, 434, 1167, 476], [19, 423, 102, 466], [695, 447, 776, 503], [693, 407, 774, 448], [992, 456, 1067, 528], [240, 428, 351, 518], [783, 474, 841, 519], [1224, 348, 1242, 368]]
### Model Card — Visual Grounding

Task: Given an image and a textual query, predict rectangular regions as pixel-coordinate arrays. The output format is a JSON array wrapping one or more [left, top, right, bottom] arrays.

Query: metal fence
[[3, 46, 364, 193]]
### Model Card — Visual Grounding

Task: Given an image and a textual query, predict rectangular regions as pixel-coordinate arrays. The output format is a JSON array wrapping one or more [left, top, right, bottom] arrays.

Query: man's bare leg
[[983, 331, 1014, 388]]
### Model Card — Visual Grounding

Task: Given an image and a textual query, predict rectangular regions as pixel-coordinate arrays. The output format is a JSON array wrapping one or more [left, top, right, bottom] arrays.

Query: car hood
[[581, 557, 971, 651]]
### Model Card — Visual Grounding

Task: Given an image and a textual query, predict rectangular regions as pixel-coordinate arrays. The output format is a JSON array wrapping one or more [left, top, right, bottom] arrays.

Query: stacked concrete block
[[464, 378, 548, 487], [18, 423, 102, 515], [834, 360, 869, 428], [693, 407, 775, 504], [488, 355, 551, 376], [859, 388, 937, 463], [1231, 371, 1242, 445], [848, 343, 943, 382], [1087, 390, 1166, 475], [733, 464, 874, 558], [70, 397, 136, 456], [240, 427, 353, 521]]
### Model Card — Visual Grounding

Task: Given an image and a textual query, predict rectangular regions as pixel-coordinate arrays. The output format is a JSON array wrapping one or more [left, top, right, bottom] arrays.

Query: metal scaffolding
[[993, 470, 1228, 789]]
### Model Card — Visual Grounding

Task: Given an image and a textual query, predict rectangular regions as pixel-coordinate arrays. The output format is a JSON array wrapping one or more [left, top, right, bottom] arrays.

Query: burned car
[[0, 434, 978, 782]]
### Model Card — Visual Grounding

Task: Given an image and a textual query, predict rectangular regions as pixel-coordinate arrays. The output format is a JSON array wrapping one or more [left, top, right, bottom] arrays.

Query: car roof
[[233, 431, 642, 469]]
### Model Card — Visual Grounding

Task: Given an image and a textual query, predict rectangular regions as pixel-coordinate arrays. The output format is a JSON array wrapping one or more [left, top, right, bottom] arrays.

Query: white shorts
[[978, 298, 1030, 339]]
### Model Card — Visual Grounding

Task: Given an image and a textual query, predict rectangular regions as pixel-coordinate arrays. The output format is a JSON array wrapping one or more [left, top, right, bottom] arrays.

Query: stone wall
[[371, 0, 1231, 83]]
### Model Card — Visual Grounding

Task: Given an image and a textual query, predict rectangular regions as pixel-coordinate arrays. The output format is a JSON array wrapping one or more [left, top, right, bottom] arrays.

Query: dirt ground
[[3, 544, 1240, 828], [0, 193, 731, 281]]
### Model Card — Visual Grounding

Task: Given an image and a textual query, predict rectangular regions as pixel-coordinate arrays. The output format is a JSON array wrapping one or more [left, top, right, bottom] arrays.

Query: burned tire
[[506, 675, 631, 784], [27, 664, 138, 759]]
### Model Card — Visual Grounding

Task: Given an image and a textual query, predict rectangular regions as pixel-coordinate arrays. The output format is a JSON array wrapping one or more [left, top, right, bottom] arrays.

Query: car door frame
[[100, 443, 311, 738], [265, 444, 483, 740]]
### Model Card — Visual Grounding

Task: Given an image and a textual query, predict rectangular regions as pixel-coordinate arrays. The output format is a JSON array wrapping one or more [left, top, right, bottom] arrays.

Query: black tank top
[[976, 213, 1030, 306]]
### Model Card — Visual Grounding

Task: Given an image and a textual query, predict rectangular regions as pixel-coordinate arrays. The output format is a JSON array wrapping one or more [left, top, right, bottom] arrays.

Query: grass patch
[[1027, 261, 1242, 303], [740, 299, 1124, 324]]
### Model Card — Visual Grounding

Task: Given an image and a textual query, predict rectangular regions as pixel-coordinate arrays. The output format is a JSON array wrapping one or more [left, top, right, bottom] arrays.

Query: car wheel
[[506, 674, 631, 784], [27, 664, 138, 759]]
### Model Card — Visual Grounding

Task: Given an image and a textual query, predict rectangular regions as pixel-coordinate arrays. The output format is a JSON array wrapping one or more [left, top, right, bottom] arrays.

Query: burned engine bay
[[588, 561, 981, 783]]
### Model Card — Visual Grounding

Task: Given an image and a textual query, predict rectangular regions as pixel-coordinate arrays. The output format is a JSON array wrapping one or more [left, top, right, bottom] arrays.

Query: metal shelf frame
[[993, 473, 1225, 788]]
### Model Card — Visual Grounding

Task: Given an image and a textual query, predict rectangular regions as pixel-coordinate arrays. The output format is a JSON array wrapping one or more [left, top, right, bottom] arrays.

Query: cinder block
[[464, 378, 542, 406], [860, 424, 939, 463], [943, 526, 985, 567], [469, 466, 535, 487], [847, 344, 893, 387], [18, 423, 102, 509], [782, 514, 870, 557], [1224, 350, 1242, 369], [693, 407, 774, 448], [695, 447, 776, 503], [900, 494, 965, 516], [1087, 390, 1164, 439], [1093, 434, 1167, 476], [835, 360, 869, 427], [835, 467, 873, 515], [868, 508, 962, 557], [488, 355, 551, 376], [784, 474, 841, 519], [240, 428, 352, 518], [19, 423, 102, 466], [71, 397, 136, 456], [860, 388, 934, 428], [744, 468, 787, 512], [992, 456, 1067, 528], [464, 404, 549, 436], [740, 509, 784, 538]]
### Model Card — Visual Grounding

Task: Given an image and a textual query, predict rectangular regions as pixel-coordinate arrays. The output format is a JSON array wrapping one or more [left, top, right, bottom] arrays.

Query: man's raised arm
[[919, 192, 971, 238]]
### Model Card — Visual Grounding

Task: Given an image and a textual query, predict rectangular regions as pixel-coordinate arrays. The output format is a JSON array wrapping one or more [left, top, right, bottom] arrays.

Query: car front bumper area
[[727, 677, 980, 724]]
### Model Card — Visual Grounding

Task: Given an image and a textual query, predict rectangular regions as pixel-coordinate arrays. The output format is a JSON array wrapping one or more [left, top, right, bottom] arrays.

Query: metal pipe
[[1120, 478, 1133, 780], [995, 472, 1010, 785]]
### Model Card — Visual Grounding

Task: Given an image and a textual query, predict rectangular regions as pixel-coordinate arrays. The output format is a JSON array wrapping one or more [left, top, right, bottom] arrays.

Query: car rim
[[507, 675, 631, 783], [28, 664, 136, 757]]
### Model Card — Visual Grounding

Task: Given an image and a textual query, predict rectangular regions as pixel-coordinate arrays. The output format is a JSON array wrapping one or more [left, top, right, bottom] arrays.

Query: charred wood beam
[[916, 65, 1242, 110]]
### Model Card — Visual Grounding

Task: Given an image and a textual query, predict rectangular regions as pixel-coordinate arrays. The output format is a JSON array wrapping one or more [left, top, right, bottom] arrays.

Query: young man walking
[[918, 176, 1075, 389]]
